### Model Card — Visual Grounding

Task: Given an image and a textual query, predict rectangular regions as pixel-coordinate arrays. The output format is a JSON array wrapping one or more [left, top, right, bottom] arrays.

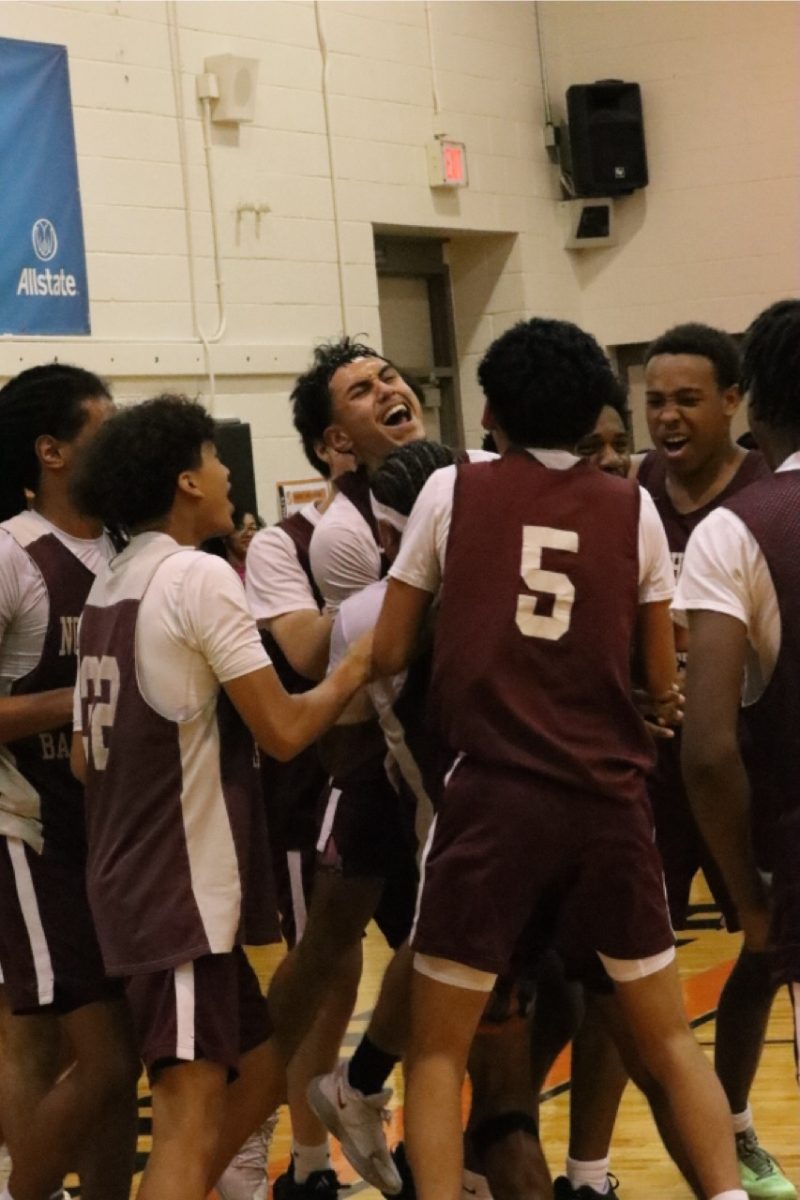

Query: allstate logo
[[32, 218, 58, 262]]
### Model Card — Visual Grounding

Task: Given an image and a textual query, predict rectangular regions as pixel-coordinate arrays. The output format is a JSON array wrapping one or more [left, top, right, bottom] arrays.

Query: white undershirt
[[0, 510, 113, 696], [245, 502, 322, 622], [390, 450, 674, 604], [74, 533, 270, 729], [672, 451, 800, 702], [310, 450, 498, 614]]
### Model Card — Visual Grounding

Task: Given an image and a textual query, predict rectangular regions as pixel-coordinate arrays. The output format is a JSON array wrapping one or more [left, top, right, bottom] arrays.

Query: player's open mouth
[[662, 436, 689, 456], [382, 401, 413, 428]]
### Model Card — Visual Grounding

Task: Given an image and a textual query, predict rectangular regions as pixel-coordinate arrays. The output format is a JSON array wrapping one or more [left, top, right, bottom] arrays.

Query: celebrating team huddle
[[0, 301, 798, 1200]]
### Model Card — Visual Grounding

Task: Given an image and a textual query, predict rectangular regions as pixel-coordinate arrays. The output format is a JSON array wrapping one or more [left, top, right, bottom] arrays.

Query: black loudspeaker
[[564, 80, 647, 197], [214, 419, 259, 518]]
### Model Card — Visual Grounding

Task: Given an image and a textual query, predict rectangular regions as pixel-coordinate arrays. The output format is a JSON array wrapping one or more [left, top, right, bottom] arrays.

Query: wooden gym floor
[[68, 880, 799, 1198]]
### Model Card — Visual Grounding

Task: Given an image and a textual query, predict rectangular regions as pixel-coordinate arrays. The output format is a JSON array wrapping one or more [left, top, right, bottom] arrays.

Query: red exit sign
[[428, 139, 468, 188]]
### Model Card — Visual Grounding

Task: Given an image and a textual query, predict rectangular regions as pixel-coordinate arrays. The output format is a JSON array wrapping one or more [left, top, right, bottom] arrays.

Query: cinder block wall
[[1, 2, 796, 514]]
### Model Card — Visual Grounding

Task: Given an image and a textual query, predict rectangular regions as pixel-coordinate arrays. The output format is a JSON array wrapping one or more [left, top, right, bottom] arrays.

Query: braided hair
[[742, 299, 800, 430], [0, 363, 110, 522], [370, 440, 457, 517]]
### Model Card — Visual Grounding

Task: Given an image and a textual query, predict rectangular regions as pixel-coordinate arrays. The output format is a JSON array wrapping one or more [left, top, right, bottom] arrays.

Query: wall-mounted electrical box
[[203, 54, 259, 124]]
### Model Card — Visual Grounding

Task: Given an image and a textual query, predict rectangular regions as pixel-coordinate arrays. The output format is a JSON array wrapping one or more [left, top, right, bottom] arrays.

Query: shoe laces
[[359, 1086, 393, 1126], [737, 1131, 778, 1179]]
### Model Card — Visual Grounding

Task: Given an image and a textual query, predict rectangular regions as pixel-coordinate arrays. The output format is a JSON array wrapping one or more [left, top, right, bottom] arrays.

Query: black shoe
[[382, 1141, 416, 1199], [274, 1162, 347, 1199], [553, 1175, 619, 1200]]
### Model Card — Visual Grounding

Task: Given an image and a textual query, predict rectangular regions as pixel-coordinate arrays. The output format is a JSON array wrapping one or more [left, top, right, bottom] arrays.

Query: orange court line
[[257, 954, 736, 1188]]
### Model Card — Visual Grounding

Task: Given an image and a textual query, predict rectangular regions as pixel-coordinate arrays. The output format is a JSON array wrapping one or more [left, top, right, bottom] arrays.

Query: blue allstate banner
[[0, 37, 90, 334]]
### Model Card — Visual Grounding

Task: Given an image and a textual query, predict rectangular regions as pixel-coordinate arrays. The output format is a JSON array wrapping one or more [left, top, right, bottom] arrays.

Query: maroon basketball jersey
[[638, 448, 769, 575], [259, 511, 327, 852], [336, 467, 383, 546], [279, 511, 324, 610], [79, 539, 277, 975], [430, 452, 653, 802], [724, 471, 800, 844], [261, 511, 323, 694], [639, 448, 770, 791], [4, 515, 96, 861]]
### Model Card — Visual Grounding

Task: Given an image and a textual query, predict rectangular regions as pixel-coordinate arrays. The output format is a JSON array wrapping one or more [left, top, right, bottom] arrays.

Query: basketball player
[[276, 340, 497, 1194], [679, 297, 800, 1134], [242, 441, 358, 1200], [574, 393, 631, 478], [301, 338, 427, 613], [372, 317, 745, 1200], [0, 365, 139, 1200], [263, 340, 433, 1195], [313, 438, 554, 1200], [556, 323, 791, 1200], [69, 395, 372, 1200]]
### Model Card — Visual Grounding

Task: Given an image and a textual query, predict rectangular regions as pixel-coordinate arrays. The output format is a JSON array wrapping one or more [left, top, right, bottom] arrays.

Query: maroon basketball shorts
[[125, 946, 272, 1081], [0, 835, 122, 1014], [317, 768, 420, 949], [412, 758, 675, 980], [648, 737, 739, 932], [262, 747, 326, 947]]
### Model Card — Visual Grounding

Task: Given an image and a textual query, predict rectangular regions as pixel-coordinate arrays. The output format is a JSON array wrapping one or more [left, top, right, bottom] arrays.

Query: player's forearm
[[638, 600, 679, 700], [0, 688, 74, 743], [682, 735, 764, 917], [269, 650, 372, 761]]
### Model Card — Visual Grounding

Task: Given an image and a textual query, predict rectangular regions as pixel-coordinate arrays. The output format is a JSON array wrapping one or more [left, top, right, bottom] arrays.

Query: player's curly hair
[[644, 322, 741, 390], [71, 394, 216, 532], [291, 337, 385, 476], [477, 318, 625, 448], [0, 363, 111, 521], [291, 336, 423, 475], [370, 440, 458, 516], [742, 300, 800, 430]]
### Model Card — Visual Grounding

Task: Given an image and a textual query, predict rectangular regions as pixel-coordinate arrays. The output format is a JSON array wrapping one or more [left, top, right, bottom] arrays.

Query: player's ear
[[323, 424, 354, 456], [35, 433, 67, 473], [721, 384, 742, 418], [176, 467, 202, 500]]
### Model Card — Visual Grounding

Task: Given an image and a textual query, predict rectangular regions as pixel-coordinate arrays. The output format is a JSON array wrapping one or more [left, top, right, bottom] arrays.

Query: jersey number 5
[[516, 525, 579, 641], [79, 655, 120, 771]]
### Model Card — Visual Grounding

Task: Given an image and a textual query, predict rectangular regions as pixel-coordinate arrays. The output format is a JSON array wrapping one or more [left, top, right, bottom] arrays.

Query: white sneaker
[[307, 1062, 401, 1195], [463, 1167, 494, 1199], [216, 1110, 279, 1200], [0, 1144, 10, 1190]]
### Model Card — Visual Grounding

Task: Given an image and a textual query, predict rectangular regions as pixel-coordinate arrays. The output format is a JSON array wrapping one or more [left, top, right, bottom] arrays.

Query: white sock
[[709, 1192, 748, 1200], [463, 1167, 494, 1198], [292, 1140, 330, 1184], [567, 1155, 610, 1193], [731, 1104, 754, 1136]]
